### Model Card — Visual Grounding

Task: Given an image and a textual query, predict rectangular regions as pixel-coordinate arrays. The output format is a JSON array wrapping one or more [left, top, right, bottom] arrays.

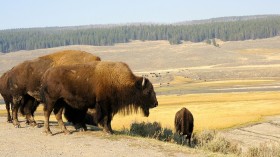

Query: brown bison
[[0, 72, 14, 122], [2, 50, 100, 127], [175, 107, 194, 146], [0, 71, 40, 124], [40, 61, 158, 135]]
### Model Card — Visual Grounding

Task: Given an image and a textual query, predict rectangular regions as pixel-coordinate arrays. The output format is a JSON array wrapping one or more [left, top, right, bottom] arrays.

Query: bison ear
[[136, 77, 146, 89]]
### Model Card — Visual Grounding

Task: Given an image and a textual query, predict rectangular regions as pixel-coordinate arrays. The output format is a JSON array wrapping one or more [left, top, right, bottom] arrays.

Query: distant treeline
[[1, 16, 280, 53]]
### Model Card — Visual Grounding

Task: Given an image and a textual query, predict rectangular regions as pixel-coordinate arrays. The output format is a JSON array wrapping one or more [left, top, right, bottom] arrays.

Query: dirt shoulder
[[0, 117, 206, 157], [221, 115, 280, 151]]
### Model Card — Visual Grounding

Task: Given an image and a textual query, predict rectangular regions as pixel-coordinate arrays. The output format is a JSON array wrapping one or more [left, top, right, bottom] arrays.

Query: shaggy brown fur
[[2, 50, 100, 127], [175, 107, 194, 146], [0, 72, 38, 125], [64, 106, 98, 131], [0, 72, 13, 123], [40, 61, 158, 135]]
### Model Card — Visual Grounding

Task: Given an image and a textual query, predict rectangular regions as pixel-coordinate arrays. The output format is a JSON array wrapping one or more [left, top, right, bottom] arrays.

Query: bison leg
[[5, 100, 12, 123], [53, 105, 70, 135], [43, 102, 54, 135], [97, 104, 114, 134], [101, 114, 114, 134], [187, 134, 192, 146], [25, 114, 37, 127], [73, 122, 87, 132], [24, 99, 39, 127], [12, 97, 21, 128]]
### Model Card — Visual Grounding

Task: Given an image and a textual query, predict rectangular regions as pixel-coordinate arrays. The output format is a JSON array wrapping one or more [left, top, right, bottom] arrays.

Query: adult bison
[[40, 61, 158, 135], [1, 71, 41, 124], [3, 50, 101, 127], [175, 107, 194, 146], [0, 72, 14, 122]]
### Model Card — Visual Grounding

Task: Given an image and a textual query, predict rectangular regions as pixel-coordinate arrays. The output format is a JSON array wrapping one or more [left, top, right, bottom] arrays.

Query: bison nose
[[154, 101, 158, 107]]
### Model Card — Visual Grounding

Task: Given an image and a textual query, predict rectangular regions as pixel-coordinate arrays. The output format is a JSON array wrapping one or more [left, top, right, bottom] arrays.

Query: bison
[[175, 107, 194, 146], [0, 72, 14, 122], [2, 50, 100, 127], [0, 72, 37, 124], [40, 61, 158, 135]]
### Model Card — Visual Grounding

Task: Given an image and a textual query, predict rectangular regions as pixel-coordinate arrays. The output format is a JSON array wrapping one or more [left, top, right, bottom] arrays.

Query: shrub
[[245, 142, 280, 157], [124, 122, 242, 155], [128, 121, 173, 141], [192, 130, 241, 155], [129, 121, 162, 138]]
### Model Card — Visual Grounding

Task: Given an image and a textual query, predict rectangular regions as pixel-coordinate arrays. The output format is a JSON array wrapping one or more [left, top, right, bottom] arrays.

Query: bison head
[[136, 77, 158, 117]]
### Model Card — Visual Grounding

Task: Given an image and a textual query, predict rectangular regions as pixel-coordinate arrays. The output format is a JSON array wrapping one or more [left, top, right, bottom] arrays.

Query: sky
[[0, 0, 280, 30]]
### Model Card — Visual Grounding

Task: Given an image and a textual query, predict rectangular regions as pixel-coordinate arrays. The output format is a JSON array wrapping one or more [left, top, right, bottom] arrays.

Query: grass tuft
[[192, 130, 241, 155], [244, 142, 280, 157]]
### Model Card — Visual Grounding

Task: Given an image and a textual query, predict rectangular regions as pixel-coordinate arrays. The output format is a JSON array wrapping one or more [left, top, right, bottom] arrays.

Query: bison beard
[[0, 50, 100, 128], [175, 107, 194, 146], [40, 62, 158, 135]]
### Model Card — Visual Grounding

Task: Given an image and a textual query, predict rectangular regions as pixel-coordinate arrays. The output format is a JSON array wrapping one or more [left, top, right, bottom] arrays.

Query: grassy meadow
[[112, 90, 280, 132], [3, 90, 280, 132], [111, 77, 280, 132]]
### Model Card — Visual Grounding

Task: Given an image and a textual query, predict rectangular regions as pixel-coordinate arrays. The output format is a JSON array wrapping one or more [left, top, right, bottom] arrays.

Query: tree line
[[0, 16, 280, 53]]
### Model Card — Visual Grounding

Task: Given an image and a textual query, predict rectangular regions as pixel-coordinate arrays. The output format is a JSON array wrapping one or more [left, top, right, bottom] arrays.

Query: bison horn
[[142, 77, 146, 87]]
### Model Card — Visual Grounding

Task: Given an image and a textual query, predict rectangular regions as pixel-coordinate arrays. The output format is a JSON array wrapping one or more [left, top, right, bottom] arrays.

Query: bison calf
[[175, 107, 194, 146]]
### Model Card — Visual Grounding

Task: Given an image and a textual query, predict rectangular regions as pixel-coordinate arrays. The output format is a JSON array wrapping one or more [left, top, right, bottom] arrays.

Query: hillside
[[1, 36, 280, 77], [1, 15, 280, 53], [175, 14, 280, 25], [1, 36, 280, 97]]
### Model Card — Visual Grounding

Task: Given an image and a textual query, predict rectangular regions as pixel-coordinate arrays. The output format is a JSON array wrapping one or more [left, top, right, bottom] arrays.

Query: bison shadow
[[26, 120, 102, 135]]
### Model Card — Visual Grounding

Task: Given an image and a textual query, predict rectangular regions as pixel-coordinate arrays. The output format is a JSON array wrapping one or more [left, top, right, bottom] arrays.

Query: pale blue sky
[[0, 0, 279, 30]]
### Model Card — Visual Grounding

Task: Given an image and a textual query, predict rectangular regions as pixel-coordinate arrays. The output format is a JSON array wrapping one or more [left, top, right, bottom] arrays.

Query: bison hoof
[[30, 122, 37, 127], [14, 124, 21, 128], [77, 128, 85, 132], [7, 120, 12, 123], [64, 130, 71, 135], [77, 126, 87, 132], [103, 129, 114, 135], [42, 130, 53, 136]]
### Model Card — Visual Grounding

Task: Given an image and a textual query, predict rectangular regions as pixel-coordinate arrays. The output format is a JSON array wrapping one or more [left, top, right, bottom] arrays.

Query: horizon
[[1, 14, 279, 31], [1, 0, 280, 30]]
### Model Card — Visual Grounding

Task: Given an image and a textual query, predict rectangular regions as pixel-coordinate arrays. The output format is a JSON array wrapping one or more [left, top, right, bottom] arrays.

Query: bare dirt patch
[[222, 115, 280, 152], [0, 117, 205, 157]]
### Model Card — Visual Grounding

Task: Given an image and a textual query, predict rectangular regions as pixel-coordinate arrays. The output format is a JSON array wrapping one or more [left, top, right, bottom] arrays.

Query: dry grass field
[[112, 91, 280, 131]]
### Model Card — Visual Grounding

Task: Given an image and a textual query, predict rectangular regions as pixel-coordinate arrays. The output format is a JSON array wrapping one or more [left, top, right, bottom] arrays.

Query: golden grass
[[1, 86, 280, 133], [237, 48, 280, 54], [112, 91, 280, 132]]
